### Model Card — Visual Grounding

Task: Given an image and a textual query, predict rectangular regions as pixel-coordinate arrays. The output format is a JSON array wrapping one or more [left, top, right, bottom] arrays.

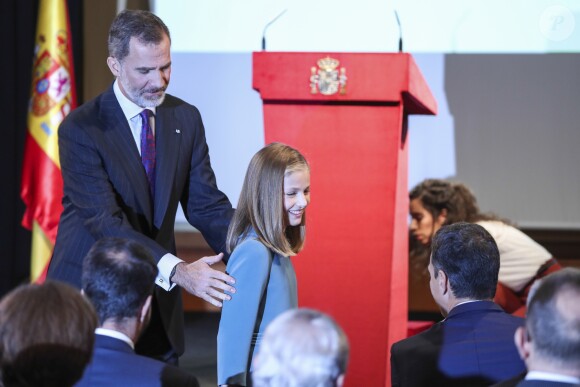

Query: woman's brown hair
[[409, 178, 505, 226], [408, 179, 508, 273]]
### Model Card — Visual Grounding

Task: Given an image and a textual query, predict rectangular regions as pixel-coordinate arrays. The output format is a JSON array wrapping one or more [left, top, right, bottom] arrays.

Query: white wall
[[155, 0, 580, 53], [158, 1, 580, 229]]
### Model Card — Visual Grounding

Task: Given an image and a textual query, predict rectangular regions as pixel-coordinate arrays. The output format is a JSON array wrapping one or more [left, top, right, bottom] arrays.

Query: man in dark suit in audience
[[76, 237, 199, 387], [510, 268, 580, 386], [390, 222, 526, 387]]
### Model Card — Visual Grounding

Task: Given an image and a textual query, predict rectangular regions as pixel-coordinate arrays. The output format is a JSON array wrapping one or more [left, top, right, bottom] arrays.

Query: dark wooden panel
[[175, 231, 223, 312], [521, 228, 580, 262]]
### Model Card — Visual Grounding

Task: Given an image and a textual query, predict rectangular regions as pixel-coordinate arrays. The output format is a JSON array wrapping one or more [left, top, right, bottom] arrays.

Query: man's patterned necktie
[[139, 109, 155, 200]]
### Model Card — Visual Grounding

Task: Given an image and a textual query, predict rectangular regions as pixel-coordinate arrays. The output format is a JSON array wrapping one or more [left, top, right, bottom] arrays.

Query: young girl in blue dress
[[217, 143, 311, 387]]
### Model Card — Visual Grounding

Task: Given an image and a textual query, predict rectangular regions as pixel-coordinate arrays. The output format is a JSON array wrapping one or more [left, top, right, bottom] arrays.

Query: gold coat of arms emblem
[[310, 57, 347, 95]]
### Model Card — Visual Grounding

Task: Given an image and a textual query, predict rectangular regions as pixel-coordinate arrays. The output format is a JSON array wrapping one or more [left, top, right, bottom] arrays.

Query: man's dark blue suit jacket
[[391, 301, 526, 387], [516, 380, 580, 387], [47, 86, 233, 355], [75, 334, 199, 387]]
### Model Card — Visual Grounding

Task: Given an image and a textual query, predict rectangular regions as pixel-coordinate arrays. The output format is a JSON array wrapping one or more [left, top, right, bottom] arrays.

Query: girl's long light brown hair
[[226, 143, 309, 256]]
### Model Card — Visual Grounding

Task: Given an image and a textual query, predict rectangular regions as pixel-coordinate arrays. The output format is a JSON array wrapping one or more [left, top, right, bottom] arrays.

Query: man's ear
[[514, 326, 531, 361], [107, 56, 120, 77], [140, 295, 152, 323], [438, 269, 449, 295]]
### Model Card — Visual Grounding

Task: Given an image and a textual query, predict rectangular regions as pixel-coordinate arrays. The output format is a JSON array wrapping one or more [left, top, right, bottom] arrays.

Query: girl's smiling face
[[283, 168, 310, 227]]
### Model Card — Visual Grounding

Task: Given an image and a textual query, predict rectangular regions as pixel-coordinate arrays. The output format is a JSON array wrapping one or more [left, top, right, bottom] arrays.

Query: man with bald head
[[512, 268, 580, 386]]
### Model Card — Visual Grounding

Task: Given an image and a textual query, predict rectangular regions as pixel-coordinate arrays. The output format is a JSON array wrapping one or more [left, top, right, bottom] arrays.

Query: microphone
[[261, 9, 287, 51], [394, 10, 403, 52]]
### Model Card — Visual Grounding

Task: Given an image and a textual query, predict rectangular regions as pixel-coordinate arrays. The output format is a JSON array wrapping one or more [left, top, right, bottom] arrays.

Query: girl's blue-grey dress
[[217, 231, 298, 386]]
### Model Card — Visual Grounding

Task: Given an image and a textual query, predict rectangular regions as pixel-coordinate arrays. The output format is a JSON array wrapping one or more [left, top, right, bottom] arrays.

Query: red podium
[[253, 52, 437, 387]]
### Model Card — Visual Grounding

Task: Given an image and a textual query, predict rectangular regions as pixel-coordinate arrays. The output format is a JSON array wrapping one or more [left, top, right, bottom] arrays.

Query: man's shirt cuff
[[156, 253, 184, 291]]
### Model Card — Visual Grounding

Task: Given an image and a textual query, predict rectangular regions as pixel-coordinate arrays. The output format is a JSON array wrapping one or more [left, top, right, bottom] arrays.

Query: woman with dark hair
[[409, 179, 561, 316], [218, 143, 311, 386]]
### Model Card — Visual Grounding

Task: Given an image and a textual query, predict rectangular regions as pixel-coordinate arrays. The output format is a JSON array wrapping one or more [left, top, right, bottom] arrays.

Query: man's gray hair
[[108, 9, 170, 61], [526, 267, 580, 368], [252, 308, 349, 387]]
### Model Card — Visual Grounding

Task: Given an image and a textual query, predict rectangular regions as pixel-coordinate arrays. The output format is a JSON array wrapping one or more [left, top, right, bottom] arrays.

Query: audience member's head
[[515, 268, 580, 377], [252, 308, 349, 387], [82, 237, 158, 338], [0, 281, 98, 387], [429, 222, 500, 315]]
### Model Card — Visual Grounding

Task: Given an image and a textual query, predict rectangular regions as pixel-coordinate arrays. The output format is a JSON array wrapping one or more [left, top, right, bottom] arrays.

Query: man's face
[[111, 34, 171, 108]]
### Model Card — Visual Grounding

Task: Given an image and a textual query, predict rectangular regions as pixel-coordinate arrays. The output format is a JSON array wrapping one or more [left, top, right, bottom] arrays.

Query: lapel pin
[[175, 129, 181, 134]]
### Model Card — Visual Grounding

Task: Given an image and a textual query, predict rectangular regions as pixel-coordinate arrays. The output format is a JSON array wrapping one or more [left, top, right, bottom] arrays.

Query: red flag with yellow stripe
[[20, 0, 77, 283]]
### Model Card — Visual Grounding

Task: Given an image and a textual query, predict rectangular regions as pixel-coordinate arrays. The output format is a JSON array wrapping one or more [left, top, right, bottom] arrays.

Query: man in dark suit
[[47, 10, 236, 363], [76, 237, 199, 387], [391, 222, 526, 386], [510, 268, 580, 386]]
